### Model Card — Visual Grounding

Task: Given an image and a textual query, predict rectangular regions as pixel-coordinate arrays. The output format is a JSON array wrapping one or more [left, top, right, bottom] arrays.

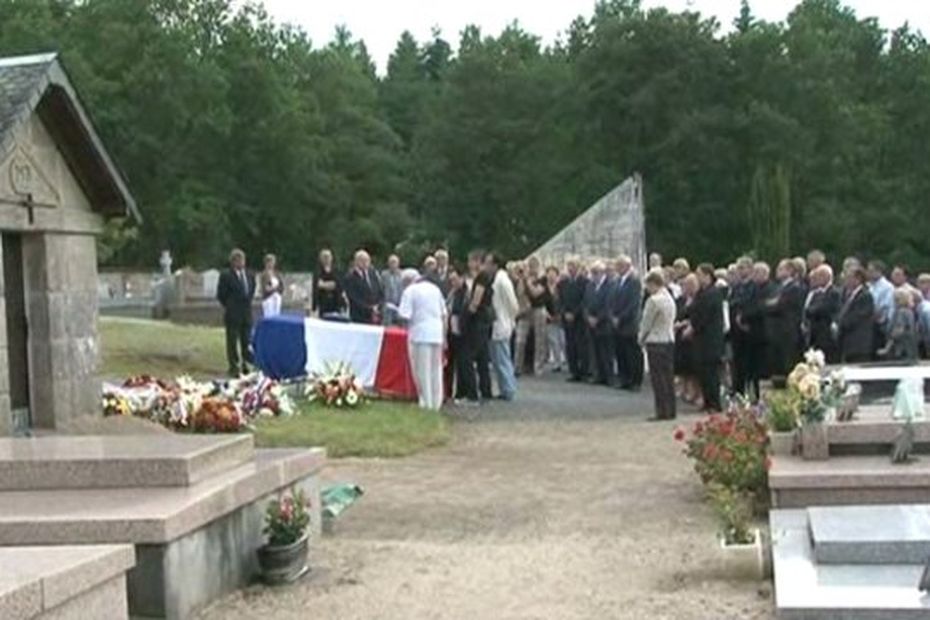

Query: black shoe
[[567, 376, 583, 383]]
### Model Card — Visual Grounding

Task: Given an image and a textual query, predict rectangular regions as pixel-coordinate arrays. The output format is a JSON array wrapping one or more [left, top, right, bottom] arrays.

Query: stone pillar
[[0, 234, 10, 436], [24, 233, 100, 429]]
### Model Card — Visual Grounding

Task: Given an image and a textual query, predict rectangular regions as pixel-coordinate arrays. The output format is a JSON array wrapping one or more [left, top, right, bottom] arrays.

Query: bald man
[[344, 249, 384, 324]]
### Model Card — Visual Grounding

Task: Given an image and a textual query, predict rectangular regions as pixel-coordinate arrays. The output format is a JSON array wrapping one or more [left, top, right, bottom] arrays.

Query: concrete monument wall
[[529, 173, 647, 274]]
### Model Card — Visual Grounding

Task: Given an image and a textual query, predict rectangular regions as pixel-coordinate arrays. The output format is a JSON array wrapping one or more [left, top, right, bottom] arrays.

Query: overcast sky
[[258, 0, 927, 71]]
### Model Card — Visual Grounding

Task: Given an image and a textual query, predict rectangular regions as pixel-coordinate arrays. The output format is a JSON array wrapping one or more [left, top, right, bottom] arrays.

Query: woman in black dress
[[312, 248, 345, 319], [446, 267, 469, 400]]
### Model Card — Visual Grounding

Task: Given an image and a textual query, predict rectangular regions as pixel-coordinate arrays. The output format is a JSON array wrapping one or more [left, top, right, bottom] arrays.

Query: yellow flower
[[798, 374, 821, 401]]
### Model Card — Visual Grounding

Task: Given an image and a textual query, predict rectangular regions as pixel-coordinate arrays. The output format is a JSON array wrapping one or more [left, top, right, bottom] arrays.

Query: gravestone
[[201, 269, 219, 298]]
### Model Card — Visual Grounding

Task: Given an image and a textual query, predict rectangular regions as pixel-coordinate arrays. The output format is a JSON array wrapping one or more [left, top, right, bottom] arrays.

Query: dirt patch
[[198, 376, 775, 620]]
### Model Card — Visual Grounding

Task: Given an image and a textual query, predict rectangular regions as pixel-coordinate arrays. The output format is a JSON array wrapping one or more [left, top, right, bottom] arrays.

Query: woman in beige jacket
[[639, 269, 678, 420]]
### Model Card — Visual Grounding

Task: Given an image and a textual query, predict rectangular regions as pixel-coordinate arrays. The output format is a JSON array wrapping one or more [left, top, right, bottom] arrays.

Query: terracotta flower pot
[[800, 422, 829, 461], [257, 533, 309, 585]]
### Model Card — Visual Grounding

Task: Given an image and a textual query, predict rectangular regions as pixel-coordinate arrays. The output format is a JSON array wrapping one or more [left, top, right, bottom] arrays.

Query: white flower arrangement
[[306, 361, 365, 409]]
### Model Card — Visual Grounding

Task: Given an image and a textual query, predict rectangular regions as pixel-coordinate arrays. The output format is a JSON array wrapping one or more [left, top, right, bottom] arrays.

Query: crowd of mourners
[[219, 245, 930, 418]]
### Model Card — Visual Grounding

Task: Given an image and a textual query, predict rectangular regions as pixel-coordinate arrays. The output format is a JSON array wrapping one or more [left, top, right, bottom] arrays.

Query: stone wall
[[0, 238, 8, 435], [529, 174, 647, 274], [24, 234, 100, 429]]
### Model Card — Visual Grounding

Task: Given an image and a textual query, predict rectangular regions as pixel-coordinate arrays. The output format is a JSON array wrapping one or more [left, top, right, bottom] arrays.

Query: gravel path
[[199, 375, 774, 620]]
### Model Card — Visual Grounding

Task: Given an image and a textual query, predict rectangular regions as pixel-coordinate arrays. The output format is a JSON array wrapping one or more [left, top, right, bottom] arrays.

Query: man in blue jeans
[[485, 253, 520, 400]]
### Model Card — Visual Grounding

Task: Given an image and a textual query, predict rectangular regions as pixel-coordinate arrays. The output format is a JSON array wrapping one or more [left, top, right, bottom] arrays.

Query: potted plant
[[257, 487, 311, 585], [675, 404, 770, 502], [708, 483, 765, 580], [764, 390, 799, 456]]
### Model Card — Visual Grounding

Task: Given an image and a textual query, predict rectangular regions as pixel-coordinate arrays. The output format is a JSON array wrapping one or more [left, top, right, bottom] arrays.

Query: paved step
[[828, 417, 930, 456], [0, 545, 135, 620], [810, 505, 930, 565], [770, 455, 930, 508], [772, 509, 930, 619], [0, 434, 254, 490]]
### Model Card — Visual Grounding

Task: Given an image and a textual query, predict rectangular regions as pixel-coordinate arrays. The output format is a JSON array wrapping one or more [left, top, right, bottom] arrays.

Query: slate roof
[[0, 53, 55, 143], [0, 52, 139, 221]]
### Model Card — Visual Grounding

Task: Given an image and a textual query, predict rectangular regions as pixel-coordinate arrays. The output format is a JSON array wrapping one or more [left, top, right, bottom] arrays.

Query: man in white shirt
[[398, 269, 447, 410], [486, 252, 520, 400]]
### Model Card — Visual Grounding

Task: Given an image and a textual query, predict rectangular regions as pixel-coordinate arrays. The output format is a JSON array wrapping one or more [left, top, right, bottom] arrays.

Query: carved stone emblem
[[10, 156, 35, 196]]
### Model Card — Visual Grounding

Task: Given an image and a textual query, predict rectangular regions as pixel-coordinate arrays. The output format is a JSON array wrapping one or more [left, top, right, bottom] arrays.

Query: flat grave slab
[[771, 455, 930, 489], [838, 363, 930, 382], [810, 505, 930, 565], [0, 447, 324, 545], [0, 544, 134, 620], [771, 509, 930, 619], [0, 434, 254, 490], [770, 455, 930, 508]]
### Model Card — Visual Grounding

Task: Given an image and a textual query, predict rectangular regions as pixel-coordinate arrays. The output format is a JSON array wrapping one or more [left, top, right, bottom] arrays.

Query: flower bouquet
[[305, 362, 365, 408], [190, 397, 244, 433], [786, 349, 844, 459], [233, 374, 296, 418]]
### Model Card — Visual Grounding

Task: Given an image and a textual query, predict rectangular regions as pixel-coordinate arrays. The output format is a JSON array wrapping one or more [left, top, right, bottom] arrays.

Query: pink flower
[[673, 428, 686, 442]]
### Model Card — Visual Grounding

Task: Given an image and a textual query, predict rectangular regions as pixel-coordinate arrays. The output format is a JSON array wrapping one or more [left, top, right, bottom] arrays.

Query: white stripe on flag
[[304, 318, 385, 387]]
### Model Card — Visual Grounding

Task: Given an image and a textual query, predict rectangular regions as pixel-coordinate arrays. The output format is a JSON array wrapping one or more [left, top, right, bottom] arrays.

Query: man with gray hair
[[398, 268, 447, 410], [804, 264, 841, 362], [610, 254, 643, 390], [729, 255, 755, 397], [217, 248, 256, 377], [381, 254, 403, 326], [558, 255, 589, 382], [739, 261, 776, 400], [583, 260, 615, 386], [344, 249, 383, 324]]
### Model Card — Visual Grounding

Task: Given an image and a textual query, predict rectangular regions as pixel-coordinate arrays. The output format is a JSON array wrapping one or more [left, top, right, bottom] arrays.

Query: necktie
[[239, 270, 247, 292]]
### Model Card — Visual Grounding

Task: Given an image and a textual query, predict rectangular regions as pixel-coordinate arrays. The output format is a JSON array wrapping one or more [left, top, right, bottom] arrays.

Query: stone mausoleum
[[0, 54, 325, 620], [0, 52, 138, 436]]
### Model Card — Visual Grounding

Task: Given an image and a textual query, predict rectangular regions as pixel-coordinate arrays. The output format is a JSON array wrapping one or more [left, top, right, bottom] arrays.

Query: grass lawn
[[100, 317, 451, 457], [100, 317, 226, 379], [254, 400, 450, 458]]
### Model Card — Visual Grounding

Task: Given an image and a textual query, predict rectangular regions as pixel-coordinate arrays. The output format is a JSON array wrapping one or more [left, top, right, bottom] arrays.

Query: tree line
[[1, 0, 928, 271]]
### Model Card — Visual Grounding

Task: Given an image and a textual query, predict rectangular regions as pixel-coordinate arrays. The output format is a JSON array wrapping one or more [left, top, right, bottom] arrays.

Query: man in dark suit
[[766, 259, 805, 378], [804, 264, 842, 363], [558, 257, 589, 382], [838, 267, 875, 363], [740, 262, 777, 400], [688, 263, 725, 412], [344, 249, 384, 324], [610, 255, 643, 390], [217, 248, 256, 376], [728, 257, 755, 397], [583, 261, 615, 386]]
